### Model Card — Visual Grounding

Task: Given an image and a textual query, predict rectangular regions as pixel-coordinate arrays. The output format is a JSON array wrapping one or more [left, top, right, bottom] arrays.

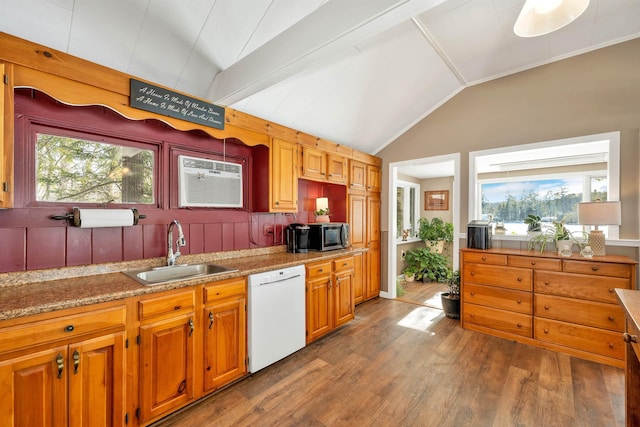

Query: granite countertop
[[0, 246, 365, 321]]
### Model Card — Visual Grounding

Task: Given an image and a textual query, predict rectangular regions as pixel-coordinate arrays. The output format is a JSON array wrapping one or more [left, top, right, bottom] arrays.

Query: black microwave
[[308, 223, 349, 251]]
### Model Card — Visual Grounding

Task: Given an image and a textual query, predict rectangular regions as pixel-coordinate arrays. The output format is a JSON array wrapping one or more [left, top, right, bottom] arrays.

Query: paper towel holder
[[52, 207, 146, 227]]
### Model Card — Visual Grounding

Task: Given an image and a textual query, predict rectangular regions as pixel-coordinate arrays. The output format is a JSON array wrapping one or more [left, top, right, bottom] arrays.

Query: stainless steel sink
[[124, 263, 238, 286]]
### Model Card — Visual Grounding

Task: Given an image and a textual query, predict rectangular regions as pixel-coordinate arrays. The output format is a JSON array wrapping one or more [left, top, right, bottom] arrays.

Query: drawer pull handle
[[470, 313, 475, 318], [470, 272, 475, 276], [56, 353, 64, 379], [530, 261, 536, 265], [208, 311, 214, 329], [73, 350, 80, 374], [608, 288, 614, 293], [608, 316, 615, 322], [174, 305, 181, 311], [64, 325, 75, 333], [319, 268, 323, 272], [623, 333, 638, 343], [609, 342, 615, 349], [481, 257, 487, 261], [544, 305, 549, 310], [544, 281, 550, 286], [592, 266, 599, 271], [177, 379, 187, 394], [517, 300, 522, 304], [543, 329, 549, 334], [343, 262, 348, 266], [470, 292, 475, 296], [517, 277, 522, 282], [517, 323, 522, 328], [189, 318, 194, 337]]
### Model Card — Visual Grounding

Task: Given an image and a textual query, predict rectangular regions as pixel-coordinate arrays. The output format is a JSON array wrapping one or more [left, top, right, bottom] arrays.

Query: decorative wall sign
[[425, 190, 449, 210], [129, 79, 225, 129]]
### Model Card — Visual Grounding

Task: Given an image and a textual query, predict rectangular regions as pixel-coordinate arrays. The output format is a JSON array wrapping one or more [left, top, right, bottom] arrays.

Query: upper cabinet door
[[326, 153, 347, 184], [366, 164, 381, 193], [300, 146, 326, 181], [349, 160, 366, 190], [270, 138, 298, 212]]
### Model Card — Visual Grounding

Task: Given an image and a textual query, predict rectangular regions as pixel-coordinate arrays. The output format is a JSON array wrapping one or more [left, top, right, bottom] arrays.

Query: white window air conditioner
[[178, 155, 243, 208]]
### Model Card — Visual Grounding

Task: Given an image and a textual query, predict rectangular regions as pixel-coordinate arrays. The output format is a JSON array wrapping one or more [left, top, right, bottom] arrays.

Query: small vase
[[315, 215, 330, 223], [556, 240, 573, 257]]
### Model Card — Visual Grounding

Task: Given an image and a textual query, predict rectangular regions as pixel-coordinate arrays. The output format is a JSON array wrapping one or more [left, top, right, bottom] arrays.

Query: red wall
[[0, 90, 345, 273]]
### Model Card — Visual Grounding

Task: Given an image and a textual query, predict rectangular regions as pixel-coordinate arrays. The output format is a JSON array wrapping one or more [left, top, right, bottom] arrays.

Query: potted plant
[[404, 247, 449, 282], [402, 266, 417, 282], [418, 217, 454, 254], [527, 220, 585, 256], [314, 207, 330, 223], [524, 214, 542, 233], [441, 268, 460, 319]]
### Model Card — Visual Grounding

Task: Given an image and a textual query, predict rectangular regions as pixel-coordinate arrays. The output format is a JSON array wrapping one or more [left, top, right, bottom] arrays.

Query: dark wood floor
[[153, 288, 625, 427]]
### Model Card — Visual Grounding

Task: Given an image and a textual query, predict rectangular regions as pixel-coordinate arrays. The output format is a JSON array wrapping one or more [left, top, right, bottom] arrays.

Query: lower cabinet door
[[69, 332, 126, 427], [306, 275, 332, 343], [334, 271, 354, 327], [203, 297, 246, 393], [0, 345, 68, 427], [139, 313, 195, 423]]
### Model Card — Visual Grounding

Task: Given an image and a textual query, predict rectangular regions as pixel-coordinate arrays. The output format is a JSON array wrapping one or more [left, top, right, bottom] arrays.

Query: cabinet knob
[[608, 288, 614, 293], [623, 333, 638, 343], [517, 277, 522, 282], [64, 325, 75, 333], [608, 316, 615, 322], [481, 257, 487, 261], [543, 329, 549, 334], [517, 300, 522, 304], [530, 261, 536, 265], [609, 342, 615, 349], [517, 323, 522, 328], [544, 305, 549, 310], [470, 272, 475, 276], [470, 292, 475, 296], [544, 281, 550, 286], [592, 266, 599, 271]]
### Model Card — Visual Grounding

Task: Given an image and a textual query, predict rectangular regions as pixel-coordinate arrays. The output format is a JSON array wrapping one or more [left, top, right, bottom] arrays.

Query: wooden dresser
[[616, 289, 640, 426], [461, 248, 637, 368]]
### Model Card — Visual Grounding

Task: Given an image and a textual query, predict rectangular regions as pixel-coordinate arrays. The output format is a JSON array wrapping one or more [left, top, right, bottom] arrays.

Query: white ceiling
[[1, 0, 639, 156]]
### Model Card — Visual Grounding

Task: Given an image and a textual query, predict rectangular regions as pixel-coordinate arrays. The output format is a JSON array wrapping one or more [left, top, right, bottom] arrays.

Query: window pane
[[36, 133, 154, 204], [396, 187, 405, 238], [409, 187, 416, 237]]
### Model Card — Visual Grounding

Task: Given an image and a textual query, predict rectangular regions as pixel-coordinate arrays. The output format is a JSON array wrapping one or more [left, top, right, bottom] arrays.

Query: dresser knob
[[517, 300, 521, 304], [530, 261, 536, 265], [544, 305, 549, 310], [592, 266, 599, 271], [609, 342, 615, 348], [517, 323, 522, 328], [608, 316, 615, 321], [543, 329, 549, 334], [470, 272, 475, 276], [608, 288, 614, 293], [481, 257, 486, 261], [517, 277, 522, 282], [623, 333, 638, 343], [470, 292, 475, 296], [544, 281, 550, 285]]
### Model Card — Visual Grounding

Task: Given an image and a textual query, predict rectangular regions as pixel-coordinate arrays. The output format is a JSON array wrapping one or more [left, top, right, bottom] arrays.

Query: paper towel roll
[[77, 208, 135, 228]]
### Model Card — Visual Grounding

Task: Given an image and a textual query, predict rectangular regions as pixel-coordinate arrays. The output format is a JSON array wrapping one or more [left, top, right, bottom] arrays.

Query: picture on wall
[[425, 190, 449, 211]]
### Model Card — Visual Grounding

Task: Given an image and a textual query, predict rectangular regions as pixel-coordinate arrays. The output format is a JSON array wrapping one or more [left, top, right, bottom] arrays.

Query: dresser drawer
[[306, 261, 332, 278], [0, 304, 126, 354], [463, 252, 507, 266], [563, 260, 632, 278], [535, 318, 624, 360], [534, 271, 629, 303], [508, 255, 561, 271], [464, 283, 532, 314], [333, 256, 354, 273], [535, 294, 624, 332], [203, 277, 246, 304], [138, 289, 195, 320], [463, 263, 532, 291], [464, 303, 532, 338]]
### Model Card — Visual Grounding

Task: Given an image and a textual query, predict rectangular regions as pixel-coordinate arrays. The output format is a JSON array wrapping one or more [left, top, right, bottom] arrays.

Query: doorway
[[384, 153, 460, 301]]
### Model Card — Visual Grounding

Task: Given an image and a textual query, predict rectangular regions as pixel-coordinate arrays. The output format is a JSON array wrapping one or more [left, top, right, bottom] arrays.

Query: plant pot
[[425, 240, 445, 253], [315, 215, 330, 223], [404, 273, 415, 283], [440, 292, 460, 319], [556, 240, 573, 257]]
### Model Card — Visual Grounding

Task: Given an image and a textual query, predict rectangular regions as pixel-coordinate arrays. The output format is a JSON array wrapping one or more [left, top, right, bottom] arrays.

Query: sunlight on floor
[[423, 292, 443, 309], [397, 306, 444, 333]]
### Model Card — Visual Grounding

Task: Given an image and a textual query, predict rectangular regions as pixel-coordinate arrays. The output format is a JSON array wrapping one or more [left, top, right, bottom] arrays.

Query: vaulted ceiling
[[1, 0, 639, 155]]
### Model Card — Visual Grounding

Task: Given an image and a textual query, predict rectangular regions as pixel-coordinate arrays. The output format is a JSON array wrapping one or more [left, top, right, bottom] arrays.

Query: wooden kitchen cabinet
[[137, 288, 196, 424], [269, 138, 298, 212], [365, 164, 381, 193], [299, 145, 347, 184], [461, 248, 637, 367], [305, 256, 355, 343], [201, 277, 247, 394], [0, 301, 127, 427], [348, 160, 380, 193], [0, 61, 14, 207]]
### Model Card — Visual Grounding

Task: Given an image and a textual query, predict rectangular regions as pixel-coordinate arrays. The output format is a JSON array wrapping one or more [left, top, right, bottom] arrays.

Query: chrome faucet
[[167, 220, 186, 266]]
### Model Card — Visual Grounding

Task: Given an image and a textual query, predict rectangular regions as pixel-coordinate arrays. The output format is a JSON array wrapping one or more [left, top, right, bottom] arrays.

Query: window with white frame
[[469, 132, 620, 239], [396, 180, 420, 240]]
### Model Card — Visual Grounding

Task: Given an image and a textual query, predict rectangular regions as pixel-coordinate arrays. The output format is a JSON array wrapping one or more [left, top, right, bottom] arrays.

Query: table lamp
[[577, 201, 621, 256]]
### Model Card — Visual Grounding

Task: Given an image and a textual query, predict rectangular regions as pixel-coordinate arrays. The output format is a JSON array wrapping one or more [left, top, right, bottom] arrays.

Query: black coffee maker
[[285, 223, 310, 253]]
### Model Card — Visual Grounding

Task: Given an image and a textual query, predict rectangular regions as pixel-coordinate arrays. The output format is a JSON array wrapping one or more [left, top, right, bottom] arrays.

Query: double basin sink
[[124, 263, 238, 286]]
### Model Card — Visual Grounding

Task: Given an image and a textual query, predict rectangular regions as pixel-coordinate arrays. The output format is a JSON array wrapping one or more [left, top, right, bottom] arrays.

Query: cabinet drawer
[[563, 260, 632, 278], [333, 256, 354, 273], [463, 263, 532, 291], [203, 277, 246, 303], [463, 252, 507, 266], [463, 303, 532, 338], [535, 318, 624, 360], [508, 256, 561, 271], [534, 271, 628, 303], [138, 289, 195, 320], [0, 304, 126, 354], [464, 283, 532, 314], [535, 294, 624, 332], [306, 261, 332, 278]]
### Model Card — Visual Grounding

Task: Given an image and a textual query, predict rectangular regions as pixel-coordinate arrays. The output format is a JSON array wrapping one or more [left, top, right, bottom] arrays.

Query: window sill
[[395, 238, 422, 245]]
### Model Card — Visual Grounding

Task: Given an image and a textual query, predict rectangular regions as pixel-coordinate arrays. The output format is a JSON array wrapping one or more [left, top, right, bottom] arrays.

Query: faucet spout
[[167, 220, 186, 266]]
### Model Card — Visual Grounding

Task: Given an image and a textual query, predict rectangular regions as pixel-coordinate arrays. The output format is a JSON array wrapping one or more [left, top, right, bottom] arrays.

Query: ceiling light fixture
[[514, 0, 590, 38]]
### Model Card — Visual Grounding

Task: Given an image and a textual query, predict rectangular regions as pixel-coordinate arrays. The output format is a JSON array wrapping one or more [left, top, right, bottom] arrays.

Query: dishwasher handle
[[256, 274, 303, 286]]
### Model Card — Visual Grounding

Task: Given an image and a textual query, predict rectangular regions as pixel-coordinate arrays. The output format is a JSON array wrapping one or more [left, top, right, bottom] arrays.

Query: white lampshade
[[514, 0, 590, 38], [315, 197, 329, 212], [578, 201, 621, 226]]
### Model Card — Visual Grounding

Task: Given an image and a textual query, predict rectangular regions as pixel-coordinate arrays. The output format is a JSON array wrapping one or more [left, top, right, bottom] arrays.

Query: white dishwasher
[[248, 264, 306, 373]]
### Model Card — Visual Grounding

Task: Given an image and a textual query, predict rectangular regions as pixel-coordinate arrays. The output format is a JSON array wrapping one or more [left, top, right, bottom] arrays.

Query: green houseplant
[[523, 214, 542, 233], [527, 220, 585, 255], [418, 217, 454, 253], [404, 247, 449, 282], [441, 268, 460, 319]]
